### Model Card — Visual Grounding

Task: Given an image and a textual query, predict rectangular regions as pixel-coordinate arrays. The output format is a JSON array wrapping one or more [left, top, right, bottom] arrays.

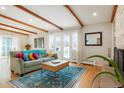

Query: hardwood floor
[[0, 62, 101, 88], [71, 63, 101, 88]]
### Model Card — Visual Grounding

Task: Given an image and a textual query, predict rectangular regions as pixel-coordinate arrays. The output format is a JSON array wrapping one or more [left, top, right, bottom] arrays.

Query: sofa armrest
[[10, 57, 25, 74]]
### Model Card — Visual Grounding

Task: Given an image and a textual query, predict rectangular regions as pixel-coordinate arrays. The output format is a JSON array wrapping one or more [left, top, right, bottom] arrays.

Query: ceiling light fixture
[[29, 19, 33, 22], [0, 6, 6, 10], [93, 12, 97, 16]]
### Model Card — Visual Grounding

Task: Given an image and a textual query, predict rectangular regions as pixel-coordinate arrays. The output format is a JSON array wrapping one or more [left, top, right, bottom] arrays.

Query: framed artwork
[[85, 32, 102, 46]]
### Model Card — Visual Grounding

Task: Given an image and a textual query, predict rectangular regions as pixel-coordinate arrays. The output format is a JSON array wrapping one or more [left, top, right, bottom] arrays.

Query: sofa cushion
[[41, 57, 55, 62], [23, 53, 30, 61], [22, 49, 46, 59], [35, 50, 45, 57], [22, 50, 34, 55], [24, 59, 43, 68]]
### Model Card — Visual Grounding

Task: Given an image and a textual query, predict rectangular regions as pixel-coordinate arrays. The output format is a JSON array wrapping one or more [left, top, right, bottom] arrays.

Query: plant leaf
[[87, 55, 124, 85], [114, 68, 124, 84], [110, 59, 119, 69], [87, 55, 115, 67]]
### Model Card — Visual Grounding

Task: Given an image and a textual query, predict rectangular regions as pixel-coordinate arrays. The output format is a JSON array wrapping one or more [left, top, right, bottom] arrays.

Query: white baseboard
[[80, 60, 96, 65]]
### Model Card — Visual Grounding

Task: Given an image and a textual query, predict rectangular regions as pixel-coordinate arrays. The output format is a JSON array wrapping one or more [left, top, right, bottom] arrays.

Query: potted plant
[[87, 55, 124, 88]]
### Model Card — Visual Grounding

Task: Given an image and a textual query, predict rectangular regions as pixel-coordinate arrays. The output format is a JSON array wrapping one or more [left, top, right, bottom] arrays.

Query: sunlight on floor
[[0, 57, 11, 84]]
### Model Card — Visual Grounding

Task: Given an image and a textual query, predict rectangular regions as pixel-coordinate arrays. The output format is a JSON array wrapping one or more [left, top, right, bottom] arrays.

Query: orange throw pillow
[[29, 53, 35, 60]]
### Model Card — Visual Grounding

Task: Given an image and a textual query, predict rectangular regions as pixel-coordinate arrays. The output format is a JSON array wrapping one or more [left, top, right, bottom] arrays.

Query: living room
[[0, 4, 124, 89]]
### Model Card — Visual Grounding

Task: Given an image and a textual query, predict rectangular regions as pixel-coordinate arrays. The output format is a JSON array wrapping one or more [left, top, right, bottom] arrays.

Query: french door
[[49, 31, 78, 61], [63, 34, 70, 59], [63, 32, 78, 60]]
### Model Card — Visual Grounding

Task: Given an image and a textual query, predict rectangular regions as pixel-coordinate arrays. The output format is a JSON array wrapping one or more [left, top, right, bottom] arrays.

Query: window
[[54, 36, 61, 51], [49, 35, 61, 51], [34, 38, 37, 48], [49, 35, 54, 49], [2, 37, 12, 56], [34, 37, 44, 48]]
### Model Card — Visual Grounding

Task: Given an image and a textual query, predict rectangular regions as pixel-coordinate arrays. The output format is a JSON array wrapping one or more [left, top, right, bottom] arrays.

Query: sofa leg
[[11, 70, 14, 73], [20, 74, 24, 77]]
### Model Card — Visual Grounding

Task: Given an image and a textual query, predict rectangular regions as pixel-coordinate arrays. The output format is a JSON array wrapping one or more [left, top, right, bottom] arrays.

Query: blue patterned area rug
[[9, 66, 86, 88]]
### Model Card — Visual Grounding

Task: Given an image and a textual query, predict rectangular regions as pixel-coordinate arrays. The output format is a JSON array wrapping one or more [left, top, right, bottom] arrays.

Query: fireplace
[[114, 47, 124, 78]]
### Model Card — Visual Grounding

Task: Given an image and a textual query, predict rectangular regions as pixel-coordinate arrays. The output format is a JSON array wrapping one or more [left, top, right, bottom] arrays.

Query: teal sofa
[[10, 49, 58, 76]]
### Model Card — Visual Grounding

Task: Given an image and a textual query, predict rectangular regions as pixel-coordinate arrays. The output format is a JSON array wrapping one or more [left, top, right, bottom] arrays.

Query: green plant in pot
[[87, 55, 124, 88]]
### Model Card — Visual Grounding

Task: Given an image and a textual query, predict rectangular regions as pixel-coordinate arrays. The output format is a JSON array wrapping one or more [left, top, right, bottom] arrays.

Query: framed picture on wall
[[85, 32, 102, 46]]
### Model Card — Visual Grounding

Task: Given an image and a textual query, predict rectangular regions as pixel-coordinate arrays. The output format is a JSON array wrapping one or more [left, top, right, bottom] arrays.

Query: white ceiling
[[0, 5, 59, 31], [70, 5, 113, 25], [0, 5, 113, 35], [23, 5, 80, 29], [0, 18, 41, 33]]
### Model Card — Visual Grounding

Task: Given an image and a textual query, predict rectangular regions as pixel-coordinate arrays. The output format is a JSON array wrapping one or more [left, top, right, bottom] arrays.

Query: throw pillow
[[33, 53, 38, 59], [47, 52, 55, 57], [29, 53, 35, 60], [17, 52, 24, 60], [35, 49, 45, 58], [23, 53, 30, 61]]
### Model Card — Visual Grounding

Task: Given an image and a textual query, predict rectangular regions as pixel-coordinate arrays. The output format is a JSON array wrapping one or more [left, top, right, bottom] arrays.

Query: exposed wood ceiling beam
[[64, 5, 84, 28], [14, 5, 63, 30], [0, 28, 29, 36], [0, 22, 37, 35], [0, 14, 48, 32], [111, 5, 118, 23]]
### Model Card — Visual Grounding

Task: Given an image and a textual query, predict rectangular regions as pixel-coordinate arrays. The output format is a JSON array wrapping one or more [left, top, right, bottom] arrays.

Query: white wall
[[48, 23, 112, 62], [114, 5, 124, 49], [79, 22, 112, 61], [29, 32, 49, 49]]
